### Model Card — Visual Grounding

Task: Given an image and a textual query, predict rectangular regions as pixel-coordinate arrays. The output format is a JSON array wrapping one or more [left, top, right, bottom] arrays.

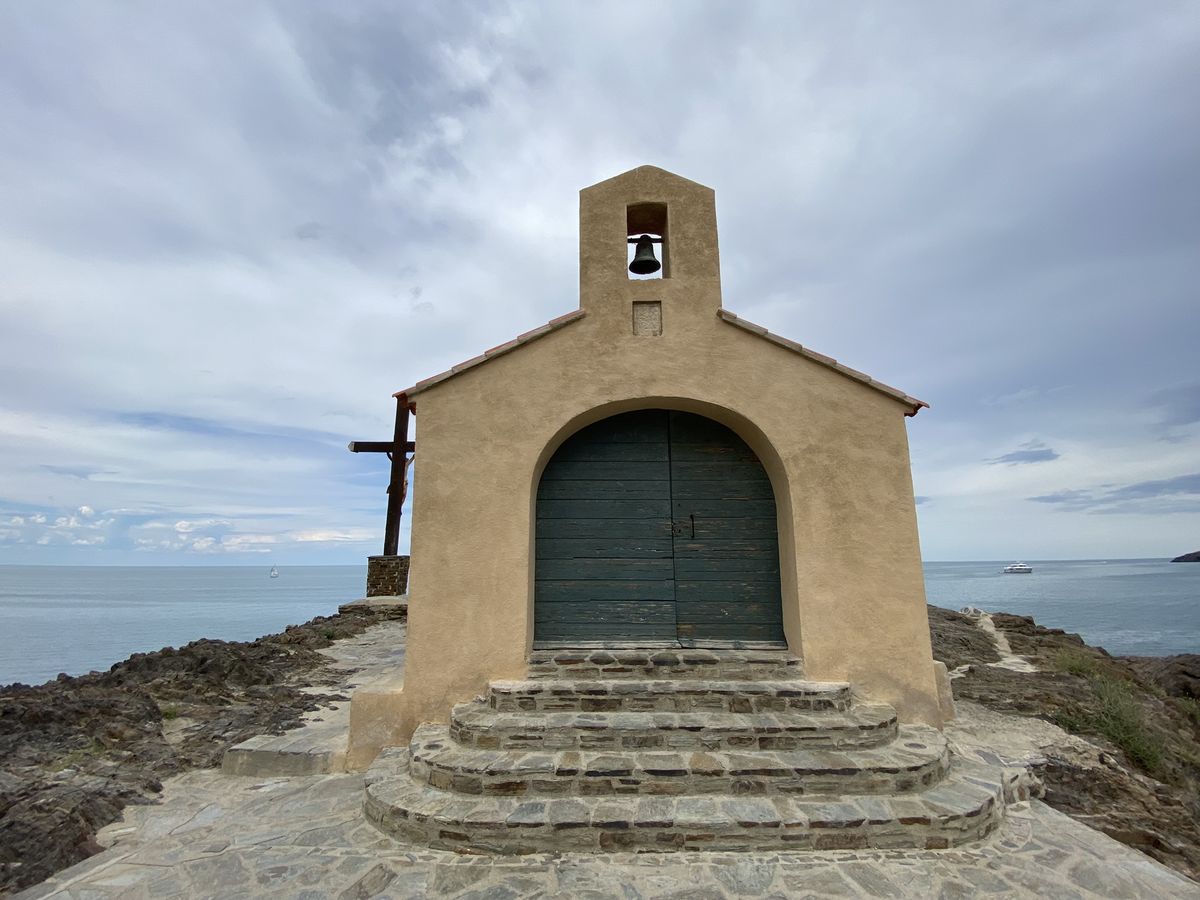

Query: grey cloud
[[1029, 489, 1092, 507], [1030, 473, 1200, 513], [40, 465, 109, 480], [1149, 383, 1200, 435], [988, 441, 1060, 466], [294, 222, 323, 241], [1, 3, 1199, 562], [990, 448, 1060, 465]]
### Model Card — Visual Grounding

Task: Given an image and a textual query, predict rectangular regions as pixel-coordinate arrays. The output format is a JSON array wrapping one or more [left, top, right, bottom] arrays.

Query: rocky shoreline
[[2, 604, 1198, 894], [931, 605, 1200, 880], [0, 607, 403, 895]]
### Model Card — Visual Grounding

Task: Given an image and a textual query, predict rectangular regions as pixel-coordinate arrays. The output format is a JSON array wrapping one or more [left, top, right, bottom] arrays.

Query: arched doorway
[[534, 409, 784, 647]]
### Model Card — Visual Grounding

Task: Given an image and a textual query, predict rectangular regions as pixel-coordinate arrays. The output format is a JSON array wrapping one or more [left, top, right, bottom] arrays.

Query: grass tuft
[[1051, 648, 1104, 678], [1173, 696, 1200, 726], [1060, 648, 1104, 676], [1055, 675, 1165, 776]]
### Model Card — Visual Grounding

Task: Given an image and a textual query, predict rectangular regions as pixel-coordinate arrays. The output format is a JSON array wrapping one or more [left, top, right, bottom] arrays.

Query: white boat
[[1002, 562, 1032, 574], [269, 566, 279, 578]]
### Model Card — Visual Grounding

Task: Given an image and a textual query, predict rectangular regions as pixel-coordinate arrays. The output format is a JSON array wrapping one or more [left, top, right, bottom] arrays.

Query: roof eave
[[396, 309, 587, 399], [717, 309, 929, 416]]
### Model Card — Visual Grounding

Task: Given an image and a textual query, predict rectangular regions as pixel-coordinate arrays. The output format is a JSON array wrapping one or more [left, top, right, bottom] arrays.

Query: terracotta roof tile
[[716, 309, 928, 416], [395, 305, 927, 416], [397, 309, 587, 398]]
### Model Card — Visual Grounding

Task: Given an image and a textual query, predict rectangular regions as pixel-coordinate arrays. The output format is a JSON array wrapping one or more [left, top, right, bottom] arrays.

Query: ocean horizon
[[1, 558, 1197, 686]]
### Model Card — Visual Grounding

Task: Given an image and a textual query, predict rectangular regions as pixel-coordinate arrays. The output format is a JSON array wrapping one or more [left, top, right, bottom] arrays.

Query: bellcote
[[578, 166, 722, 317]]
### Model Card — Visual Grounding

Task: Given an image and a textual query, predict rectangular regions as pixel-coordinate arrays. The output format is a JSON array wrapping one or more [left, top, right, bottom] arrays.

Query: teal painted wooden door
[[535, 410, 784, 647]]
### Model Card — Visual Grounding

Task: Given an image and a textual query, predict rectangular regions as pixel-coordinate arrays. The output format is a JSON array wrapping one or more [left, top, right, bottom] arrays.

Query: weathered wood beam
[[382, 394, 410, 557], [347, 440, 416, 454]]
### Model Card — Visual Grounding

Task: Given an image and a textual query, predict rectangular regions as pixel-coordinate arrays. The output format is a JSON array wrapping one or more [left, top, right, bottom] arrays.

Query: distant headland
[[1171, 550, 1200, 562]]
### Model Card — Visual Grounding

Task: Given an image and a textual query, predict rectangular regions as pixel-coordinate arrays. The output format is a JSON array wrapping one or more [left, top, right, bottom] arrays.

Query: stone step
[[364, 748, 1017, 853], [221, 690, 359, 778], [527, 649, 803, 682], [448, 702, 899, 752], [489, 678, 852, 714], [221, 729, 348, 776], [409, 723, 949, 798]]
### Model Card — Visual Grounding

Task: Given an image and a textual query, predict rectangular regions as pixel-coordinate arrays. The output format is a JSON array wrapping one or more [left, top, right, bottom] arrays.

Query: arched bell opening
[[533, 407, 786, 649]]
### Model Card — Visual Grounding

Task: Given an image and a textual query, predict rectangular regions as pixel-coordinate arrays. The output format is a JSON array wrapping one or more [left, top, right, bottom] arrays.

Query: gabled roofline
[[396, 310, 587, 398], [582, 164, 714, 194], [394, 305, 927, 416], [717, 309, 929, 416]]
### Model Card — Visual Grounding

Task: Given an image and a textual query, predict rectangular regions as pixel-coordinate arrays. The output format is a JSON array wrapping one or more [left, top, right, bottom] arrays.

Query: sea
[[0, 559, 1197, 686], [0, 565, 366, 687]]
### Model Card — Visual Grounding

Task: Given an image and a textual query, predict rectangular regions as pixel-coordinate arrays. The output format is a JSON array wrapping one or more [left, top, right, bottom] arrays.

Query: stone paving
[[221, 616, 407, 777], [17, 768, 1198, 898], [16, 619, 1200, 898]]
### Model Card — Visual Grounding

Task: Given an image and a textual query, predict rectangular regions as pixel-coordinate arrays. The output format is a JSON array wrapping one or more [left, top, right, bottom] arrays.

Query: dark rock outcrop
[[1171, 550, 1200, 562], [4, 602, 1196, 890], [926, 605, 1001, 669], [1125, 655, 1200, 700], [0, 608, 402, 895], [929, 605, 1200, 882]]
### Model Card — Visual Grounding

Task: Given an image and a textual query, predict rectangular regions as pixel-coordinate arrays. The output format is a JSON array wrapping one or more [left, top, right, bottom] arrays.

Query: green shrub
[[161, 705, 179, 720], [55, 739, 106, 769], [1051, 648, 1104, 678], [1173, 696, 1200, 726], [1055, 675, 1165, 776]]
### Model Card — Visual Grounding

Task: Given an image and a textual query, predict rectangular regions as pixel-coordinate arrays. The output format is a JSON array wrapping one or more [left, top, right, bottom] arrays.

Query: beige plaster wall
[[349, 167, 941, 765]]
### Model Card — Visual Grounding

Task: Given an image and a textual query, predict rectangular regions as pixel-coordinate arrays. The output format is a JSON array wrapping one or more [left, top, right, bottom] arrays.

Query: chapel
[[348, 166, 1025, 851]]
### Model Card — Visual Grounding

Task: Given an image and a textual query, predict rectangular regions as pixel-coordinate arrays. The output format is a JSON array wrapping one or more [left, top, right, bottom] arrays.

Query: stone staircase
[[364, 649, 1032, 853]]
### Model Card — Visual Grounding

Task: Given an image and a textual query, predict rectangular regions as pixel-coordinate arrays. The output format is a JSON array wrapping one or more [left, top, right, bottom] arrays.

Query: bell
[[628, 234, 661, 275]]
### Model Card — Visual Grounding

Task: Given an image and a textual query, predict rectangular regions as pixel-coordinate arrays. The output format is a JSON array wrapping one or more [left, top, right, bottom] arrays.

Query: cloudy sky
[[0, 2, 1197, 565]]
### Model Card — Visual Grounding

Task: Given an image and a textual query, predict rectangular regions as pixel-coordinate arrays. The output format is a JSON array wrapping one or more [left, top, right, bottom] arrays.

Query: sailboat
[[269, 566, 279, 578]]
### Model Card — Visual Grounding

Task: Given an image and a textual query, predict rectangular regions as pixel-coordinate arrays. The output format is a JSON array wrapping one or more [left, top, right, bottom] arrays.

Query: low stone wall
[[366, 555, 409, 597]]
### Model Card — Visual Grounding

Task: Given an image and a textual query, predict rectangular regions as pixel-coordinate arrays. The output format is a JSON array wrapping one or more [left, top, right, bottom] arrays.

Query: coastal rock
[[929, 605, 1200, 881], [0, 608, 403, 896], [4, 602, 1198, 891], [1171, 550, 1200, 562], [1124, 655, 1200, 700], [926, 605, 1001, 669]]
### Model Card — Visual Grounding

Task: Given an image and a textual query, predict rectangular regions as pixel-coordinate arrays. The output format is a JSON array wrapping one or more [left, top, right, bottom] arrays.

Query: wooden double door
[[534, 410, 785, 647]]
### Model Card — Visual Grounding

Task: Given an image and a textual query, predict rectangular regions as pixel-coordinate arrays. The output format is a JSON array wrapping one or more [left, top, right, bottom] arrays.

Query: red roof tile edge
[[396, 309, 587, 398], [717, 309, 929, 416]]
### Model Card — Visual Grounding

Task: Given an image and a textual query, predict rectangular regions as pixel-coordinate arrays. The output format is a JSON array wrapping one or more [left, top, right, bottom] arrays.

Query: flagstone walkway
[[16, 619, 1200, 899]]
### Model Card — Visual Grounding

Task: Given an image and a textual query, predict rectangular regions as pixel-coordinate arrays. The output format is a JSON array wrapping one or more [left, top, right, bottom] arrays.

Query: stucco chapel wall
[[372, 167, 941, 759]]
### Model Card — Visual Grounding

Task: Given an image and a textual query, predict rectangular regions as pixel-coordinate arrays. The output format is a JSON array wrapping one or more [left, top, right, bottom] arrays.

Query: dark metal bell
[[628, 234, 661, 275]]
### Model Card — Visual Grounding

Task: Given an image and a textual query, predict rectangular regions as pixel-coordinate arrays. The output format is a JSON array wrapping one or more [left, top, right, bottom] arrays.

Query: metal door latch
[[672, 515, 696, 538]]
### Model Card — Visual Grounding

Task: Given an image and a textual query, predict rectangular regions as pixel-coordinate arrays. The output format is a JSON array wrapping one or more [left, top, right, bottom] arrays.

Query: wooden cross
[[348, 393, 414, 557]]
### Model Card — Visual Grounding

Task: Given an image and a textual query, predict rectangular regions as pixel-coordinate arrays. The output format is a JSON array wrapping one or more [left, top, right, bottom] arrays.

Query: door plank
[[538, 498, 672, 519], [536, 558, 674, 580], [550, 442, 669, 463], [672, 498, 777, 518], [537, 600, 676, 625], [536, 538, 674, 559], [535, 409, 785, 647], [675, 581, 781, 602], [535, 518, 674, 539], [671, 479, 776, 499], [542, 460, 669, 481], [538, 480, 671, 500], [669, 411, 785, 646], [535, 411, 676, 645]]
